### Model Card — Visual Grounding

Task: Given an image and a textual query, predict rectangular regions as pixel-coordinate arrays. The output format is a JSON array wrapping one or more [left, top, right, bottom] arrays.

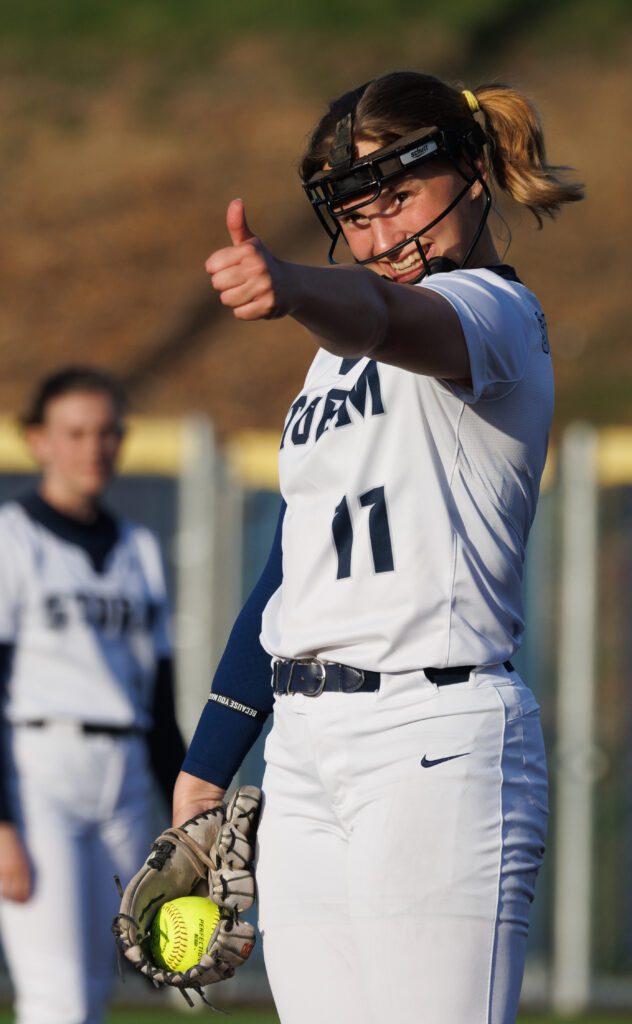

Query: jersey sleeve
[[419, 270, 535, 403], [181, 500, 285, 789]]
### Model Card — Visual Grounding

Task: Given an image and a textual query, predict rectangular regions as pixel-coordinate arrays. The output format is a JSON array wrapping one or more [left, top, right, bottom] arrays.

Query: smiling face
[[337, 138, 494, 282], [26, 390, 124, 508]]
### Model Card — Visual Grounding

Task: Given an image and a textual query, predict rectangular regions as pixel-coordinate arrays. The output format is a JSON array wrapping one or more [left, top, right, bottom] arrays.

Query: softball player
[[173, 72, 584, 1023], [0, 367, 185, 1024]]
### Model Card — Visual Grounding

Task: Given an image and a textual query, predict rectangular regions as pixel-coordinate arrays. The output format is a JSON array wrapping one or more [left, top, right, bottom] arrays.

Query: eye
[[394, 190, 410, 206], [339, 211, 365, 227]]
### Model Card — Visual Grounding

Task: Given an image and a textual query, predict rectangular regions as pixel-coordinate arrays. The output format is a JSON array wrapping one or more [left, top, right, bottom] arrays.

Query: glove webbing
[[113, 828, 220, 946], [151, 826, 218, 877]]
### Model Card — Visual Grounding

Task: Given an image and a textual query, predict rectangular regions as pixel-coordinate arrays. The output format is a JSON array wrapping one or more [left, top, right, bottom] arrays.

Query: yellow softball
[[149, 896, 221, 972]]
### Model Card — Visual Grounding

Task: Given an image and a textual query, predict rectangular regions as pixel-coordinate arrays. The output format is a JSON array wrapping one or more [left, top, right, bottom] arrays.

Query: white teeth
[[389, 252, 423, 272]]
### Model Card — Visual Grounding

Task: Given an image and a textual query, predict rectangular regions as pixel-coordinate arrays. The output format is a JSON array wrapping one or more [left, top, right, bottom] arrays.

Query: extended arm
[[205, 199, 469, 379]]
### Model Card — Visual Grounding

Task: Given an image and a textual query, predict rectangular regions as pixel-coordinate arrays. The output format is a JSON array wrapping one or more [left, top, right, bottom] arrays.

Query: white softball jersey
[[0, 497, 177, 1024], [0, 501, 171, 728], [261, 268, 553, 672]]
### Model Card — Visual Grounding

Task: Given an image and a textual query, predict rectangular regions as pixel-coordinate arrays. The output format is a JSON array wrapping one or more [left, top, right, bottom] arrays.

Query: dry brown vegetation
[[1, 35, 630, 440]]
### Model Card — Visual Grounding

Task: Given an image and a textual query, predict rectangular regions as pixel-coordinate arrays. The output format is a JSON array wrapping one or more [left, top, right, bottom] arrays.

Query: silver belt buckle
[[289, 658, 327, 697], [272, 658, 290, 695]]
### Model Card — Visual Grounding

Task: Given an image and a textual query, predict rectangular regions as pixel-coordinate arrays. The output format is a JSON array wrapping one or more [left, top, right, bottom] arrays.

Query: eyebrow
[[381, 174, 419, 195], [337, 172, 421, 218]]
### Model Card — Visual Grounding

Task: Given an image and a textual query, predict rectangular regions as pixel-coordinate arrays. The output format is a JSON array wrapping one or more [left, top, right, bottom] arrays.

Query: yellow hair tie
[[462, 89, 480, 114]]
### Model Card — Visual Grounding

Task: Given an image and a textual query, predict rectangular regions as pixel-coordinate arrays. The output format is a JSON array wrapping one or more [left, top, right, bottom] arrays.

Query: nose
[[85, 434, 108, 464], [370, 215, 406, 259]]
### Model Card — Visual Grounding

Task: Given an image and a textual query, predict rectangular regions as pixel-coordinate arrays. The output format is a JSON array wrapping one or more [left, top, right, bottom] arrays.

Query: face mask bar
[[303, 122, 491, 281], [341, 169, 492, 280]]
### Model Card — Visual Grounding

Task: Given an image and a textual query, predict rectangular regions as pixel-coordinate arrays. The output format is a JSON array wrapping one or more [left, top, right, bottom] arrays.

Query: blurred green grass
[[1, 0, 628, 119], [1, 0, 628, 69], [105, 1009, 632, 1024], [0, 0, 568, 42], [1, 0, 629, 40], [0, 1006, 631, 1023]]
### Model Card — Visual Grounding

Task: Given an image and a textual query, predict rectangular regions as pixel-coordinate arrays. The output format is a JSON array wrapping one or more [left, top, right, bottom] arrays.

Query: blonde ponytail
[[474, 83, 585, 227]]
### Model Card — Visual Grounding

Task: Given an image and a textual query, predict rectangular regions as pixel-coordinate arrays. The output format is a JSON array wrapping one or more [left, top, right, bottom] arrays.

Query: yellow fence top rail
[[0, 418, 630, 489], [598, 428, 632, 487], [227, 431, 281, 490], [0, 416, 186, 475]]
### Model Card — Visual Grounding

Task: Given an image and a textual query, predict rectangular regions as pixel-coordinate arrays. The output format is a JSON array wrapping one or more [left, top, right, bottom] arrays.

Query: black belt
[[273, 659, 380, 696], [425, 661, 514, 685], [272, 659, 514, 696], [18, 720, 144, 737]]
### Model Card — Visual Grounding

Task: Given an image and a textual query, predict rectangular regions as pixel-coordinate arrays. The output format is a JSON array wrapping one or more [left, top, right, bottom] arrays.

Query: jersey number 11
[[332, 485, 394, 580]]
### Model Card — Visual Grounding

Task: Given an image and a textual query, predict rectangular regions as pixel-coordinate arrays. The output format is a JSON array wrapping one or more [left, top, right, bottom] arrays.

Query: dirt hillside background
[[1, 3, 630, 441]]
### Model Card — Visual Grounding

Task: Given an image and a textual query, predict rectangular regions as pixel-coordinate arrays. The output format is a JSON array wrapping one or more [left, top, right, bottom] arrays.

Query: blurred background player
[[172, 72, 584, 1024], [0, 367, 185, 1024]]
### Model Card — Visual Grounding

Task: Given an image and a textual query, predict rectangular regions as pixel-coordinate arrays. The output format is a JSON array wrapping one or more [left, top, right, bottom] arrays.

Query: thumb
[[226, 198, 256, 246]]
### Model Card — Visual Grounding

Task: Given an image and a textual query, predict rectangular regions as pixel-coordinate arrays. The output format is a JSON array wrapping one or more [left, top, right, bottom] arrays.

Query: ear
[[473, 154, 489, 183], [469, 158, 489, 201], [24, 425, 49, 467]]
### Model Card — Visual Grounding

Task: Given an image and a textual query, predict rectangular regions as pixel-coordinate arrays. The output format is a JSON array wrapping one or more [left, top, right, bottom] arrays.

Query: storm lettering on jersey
[[280, 361, 385, 449], [43, 592, 158, 635]]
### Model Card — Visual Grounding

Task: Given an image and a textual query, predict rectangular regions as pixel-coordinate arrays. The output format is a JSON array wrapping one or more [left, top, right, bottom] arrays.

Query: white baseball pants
[[256, 665, 548, 1024], [0, 725, 153, 1024]]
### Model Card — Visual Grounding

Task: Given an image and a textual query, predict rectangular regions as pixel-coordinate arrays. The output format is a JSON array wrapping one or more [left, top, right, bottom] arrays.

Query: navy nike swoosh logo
[[420, 753, 471, 768]]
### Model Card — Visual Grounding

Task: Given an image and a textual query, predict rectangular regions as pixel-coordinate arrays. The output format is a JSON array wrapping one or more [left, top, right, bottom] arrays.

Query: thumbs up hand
[[205, 199, 290, 320], [225, 197, 256, 248]]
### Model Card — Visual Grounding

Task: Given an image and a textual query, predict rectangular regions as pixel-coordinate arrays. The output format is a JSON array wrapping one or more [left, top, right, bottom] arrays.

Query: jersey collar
[[485, 264, 522, 284], [18, 492, 119, 574]]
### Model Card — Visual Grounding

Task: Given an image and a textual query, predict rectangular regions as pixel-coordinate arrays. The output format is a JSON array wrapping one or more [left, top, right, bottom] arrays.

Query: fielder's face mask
[[303, 115, 491, 281]]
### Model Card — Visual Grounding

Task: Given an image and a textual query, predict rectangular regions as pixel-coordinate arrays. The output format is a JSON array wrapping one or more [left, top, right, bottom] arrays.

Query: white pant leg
[[257, 701, 375, 1024], [488, 694, 548, 1024], [83, 738, 154, 1023], [347, 679, 547, 1024], [0, 800, 91, 1024], [0, 729, 152, 1024], [257, 671, 547, 1024]]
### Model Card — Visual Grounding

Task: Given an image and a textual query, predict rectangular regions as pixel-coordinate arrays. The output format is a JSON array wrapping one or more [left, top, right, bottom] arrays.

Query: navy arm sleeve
[[181, 500, 285, 789], [146, 657, 187, 809]]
